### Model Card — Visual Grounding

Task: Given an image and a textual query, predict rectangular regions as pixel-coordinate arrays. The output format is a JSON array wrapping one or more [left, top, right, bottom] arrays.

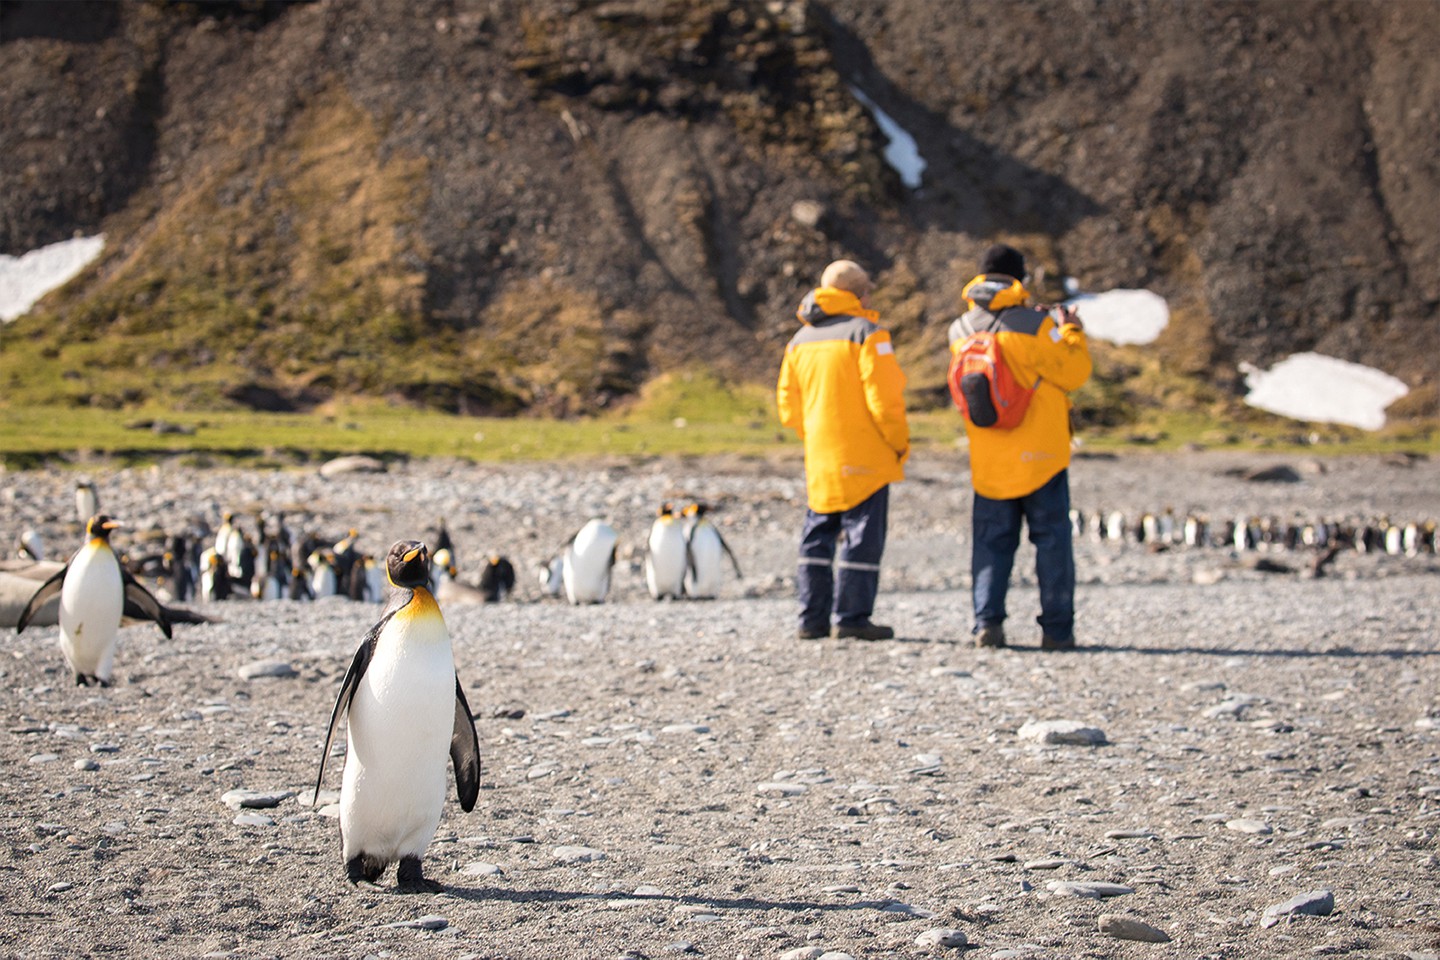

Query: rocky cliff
[[1, 0, 1435, 419]]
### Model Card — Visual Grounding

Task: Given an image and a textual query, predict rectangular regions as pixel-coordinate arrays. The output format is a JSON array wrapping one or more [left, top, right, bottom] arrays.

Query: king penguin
[[74, 479, 99, 526], [315, 540, 481, 891], [478, 555, 516, 602], [16, 515, 172, 686], [561, 519, 617, 604], [682, 503, 743, 599], [644, 504, 688, 600]]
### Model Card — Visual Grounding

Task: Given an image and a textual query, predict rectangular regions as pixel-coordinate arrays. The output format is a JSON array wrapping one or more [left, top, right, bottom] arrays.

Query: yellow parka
[[949, 274, 1092, 500], [778, 287, 910, 513]]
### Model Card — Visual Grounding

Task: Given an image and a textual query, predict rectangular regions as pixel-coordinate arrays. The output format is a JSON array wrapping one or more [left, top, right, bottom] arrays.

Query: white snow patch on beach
[[1241, 352, 1408, 431], [0, 235, 105, 322], [1065, 288, 1169, 345], [849, 86, 926, 189]]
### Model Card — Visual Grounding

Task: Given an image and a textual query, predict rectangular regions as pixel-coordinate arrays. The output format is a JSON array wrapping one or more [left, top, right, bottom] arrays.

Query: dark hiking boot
[[832, 620, 895, 641], [1040, 633, 1077, 651], [975, 624, 1007, 648], [797, 623, 829, 640]]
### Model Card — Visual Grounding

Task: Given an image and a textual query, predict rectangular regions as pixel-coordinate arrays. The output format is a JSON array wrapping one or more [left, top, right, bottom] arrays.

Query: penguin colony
[[1070, 506, 1439, 559], [7, 482, 745, 887]]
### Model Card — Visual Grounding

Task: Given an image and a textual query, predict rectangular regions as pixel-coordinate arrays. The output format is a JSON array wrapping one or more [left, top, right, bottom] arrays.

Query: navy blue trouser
[[972, 469, 1075, 640], [797, 485, 889, 629]]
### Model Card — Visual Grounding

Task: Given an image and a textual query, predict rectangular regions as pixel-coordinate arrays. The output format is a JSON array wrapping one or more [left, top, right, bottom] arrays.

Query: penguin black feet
[[346, 853, 387, 886], [396, 855, 444, 894], [74, 673, 111, 688]]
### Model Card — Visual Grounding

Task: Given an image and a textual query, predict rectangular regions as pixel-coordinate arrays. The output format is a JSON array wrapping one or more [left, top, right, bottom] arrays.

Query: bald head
[[821, 260, 872, 298]]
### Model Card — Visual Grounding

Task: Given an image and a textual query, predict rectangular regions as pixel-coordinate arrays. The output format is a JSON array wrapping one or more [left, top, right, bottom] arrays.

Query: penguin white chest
[[59, 542, 123, 679], [340, 606, 457, 861], [563, 520, 617, 604], [685, 524, 726, 597], [645, 519, 687, 599]]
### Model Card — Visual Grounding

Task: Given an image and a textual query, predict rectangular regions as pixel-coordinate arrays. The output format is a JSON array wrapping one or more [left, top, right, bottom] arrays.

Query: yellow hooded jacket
[[949, 274, 1092, 500], [777, 287, 910, 513]]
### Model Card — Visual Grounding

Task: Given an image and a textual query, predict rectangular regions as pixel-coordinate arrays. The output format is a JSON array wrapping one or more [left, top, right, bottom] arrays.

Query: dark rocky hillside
[[1, 0, 1435, 418]]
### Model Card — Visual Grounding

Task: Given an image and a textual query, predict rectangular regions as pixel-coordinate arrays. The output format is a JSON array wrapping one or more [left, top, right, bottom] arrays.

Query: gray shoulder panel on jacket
[[789, 314, 879, 347]]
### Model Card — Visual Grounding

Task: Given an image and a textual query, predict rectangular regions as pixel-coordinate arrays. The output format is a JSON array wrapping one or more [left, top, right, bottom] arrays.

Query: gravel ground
[[1, 449, 1438, 960]]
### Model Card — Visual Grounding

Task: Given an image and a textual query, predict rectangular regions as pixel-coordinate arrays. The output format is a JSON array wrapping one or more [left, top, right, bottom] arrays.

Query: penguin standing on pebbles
[[561, 519, 618, 604], [16, 515, 172, 686], [682, 503, 743, 599], [478, 555, 516, 602], [316, 540, 481, 892], [644, 504, 688, 600], [75, 480, 99, 525]]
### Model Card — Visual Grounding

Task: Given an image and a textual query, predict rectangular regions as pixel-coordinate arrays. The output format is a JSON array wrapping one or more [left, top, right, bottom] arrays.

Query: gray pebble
[[385, 914, 448, 930], [458, 861, 504, 877], [1046, 880, 1134, 898], [28, 753, 59, 764], [233, 813, 274, 827], [914, 927, 968, 948], [237, 660, 297, 680], [73, 758, 99, 772], [1017, 720, 1107, 745], [1098, 914, 1170, 942], [221, 789, 293, 811], [1261, 889, 1334, 927], [553, 845, 605, 863], [779, 949, 824, 960], [1226, 818, 1273, 835]]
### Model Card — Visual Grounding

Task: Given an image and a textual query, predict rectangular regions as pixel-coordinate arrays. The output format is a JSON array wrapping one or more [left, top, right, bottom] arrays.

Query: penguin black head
[[386, 540, 431, 590], [86, 514, 121, 541], [657, 502, 673, 518], [685, 503, 708, 519]]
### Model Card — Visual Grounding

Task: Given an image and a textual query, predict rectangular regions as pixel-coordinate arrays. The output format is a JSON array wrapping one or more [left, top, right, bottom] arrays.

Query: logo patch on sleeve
[[876, 341, 894, 355]]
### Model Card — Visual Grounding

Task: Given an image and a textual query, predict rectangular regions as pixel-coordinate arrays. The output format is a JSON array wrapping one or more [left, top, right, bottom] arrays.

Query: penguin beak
[[403, 546, 424, 564], [103, 520, 123, 531]]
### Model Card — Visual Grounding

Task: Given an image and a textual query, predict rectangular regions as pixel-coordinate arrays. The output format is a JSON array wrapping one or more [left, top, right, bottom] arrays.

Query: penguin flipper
[[15, 563, 68, 634], [122, 570, 174, 639], [450, 677, 482, 812], [718, 532, 744, 578], [314, 619, 385, 797]]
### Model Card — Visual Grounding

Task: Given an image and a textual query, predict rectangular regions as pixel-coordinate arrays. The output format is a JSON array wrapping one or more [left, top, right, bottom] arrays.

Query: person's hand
[[1059, 304, 1084, 331]]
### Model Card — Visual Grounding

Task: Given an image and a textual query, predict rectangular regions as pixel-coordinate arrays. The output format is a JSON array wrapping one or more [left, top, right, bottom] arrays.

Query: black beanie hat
[[980, 243, 1026, 281]]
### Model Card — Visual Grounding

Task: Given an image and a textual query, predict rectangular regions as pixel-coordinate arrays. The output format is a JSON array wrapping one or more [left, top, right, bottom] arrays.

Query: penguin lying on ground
[[15, 515, 172, 686], [315, 540, 481, 892]]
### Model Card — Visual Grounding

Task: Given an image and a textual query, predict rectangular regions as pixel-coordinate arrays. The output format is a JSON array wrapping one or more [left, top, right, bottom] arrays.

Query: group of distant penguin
[[536, 502, 743, 605], [6, 479, 748, 893], [1072, 506, 1438, 559]]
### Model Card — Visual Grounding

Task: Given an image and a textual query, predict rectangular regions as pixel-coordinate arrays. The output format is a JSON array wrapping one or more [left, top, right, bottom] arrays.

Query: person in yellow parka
[[777, 259, 909, 641], [949, 244, 1091, 650]]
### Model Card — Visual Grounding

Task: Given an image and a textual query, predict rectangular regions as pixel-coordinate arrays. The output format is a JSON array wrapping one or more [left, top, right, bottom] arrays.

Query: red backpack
[[948, 329, 1038, 429]]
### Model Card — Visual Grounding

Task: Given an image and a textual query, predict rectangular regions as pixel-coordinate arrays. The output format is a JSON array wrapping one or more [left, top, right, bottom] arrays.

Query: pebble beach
[[0, 449, 1437, 959]]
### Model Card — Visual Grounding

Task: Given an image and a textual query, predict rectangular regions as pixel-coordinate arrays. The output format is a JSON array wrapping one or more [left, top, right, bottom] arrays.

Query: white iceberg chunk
[[1242, 352, 1408, 431]]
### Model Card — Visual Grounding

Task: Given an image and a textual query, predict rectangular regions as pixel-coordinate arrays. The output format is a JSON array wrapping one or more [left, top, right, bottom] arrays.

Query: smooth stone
[[221, 789, 293, 811], [28, 753, 59, 764], [1105, 829, 1159, 840], [1098, 914, 1171, 942], [457, 862, 504, 876], [1226, 818, 1273, 835], [915, 927, 968, 948], [89, 743, 120, 753], [1023, 858, 1075, 870], [318, 455, 386, 478], [385, 915, 448, 930], [233, 813, 274, 827], [660, 724, 710, 735], [663, 942, 698, 954], [47, 882, 74, 893], [633, 885, 664, 897], [1017, 720, 1107, 746], [1046, 881, 1134, 899], [822, 884, 862, 894], [237, 660, 297, 680], [780, 950, 824, 960], [553, 845, 606, 863], [757, 782, 807, 796], [1261, 889, 1334, 927], [882, 901, 937, 918], [817, 953, 857, 960], [73, 758, 99, 772]]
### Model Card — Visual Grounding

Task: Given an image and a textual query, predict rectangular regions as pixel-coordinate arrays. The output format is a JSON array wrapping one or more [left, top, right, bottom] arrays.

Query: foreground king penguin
[[315, 540, 481, 892], [16, 514, 172, 686]]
